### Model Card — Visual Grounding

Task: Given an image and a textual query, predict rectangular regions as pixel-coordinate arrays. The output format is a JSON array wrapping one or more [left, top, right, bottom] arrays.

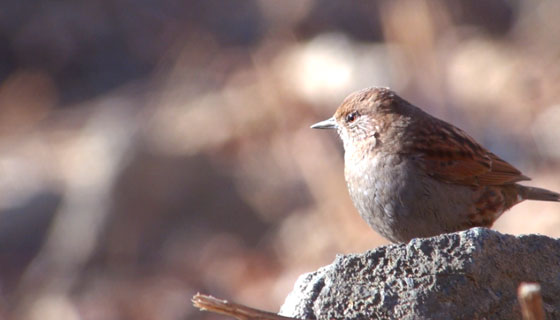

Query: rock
[[279, 228, 560, 319]]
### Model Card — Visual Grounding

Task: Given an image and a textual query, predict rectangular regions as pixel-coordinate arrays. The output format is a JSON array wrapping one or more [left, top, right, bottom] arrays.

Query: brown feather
[[406, 118, 528, 186]]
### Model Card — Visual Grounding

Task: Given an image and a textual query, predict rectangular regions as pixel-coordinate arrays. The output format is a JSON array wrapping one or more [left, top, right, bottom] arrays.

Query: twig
[[192, 293, 302, 320], [518, 282, 545, 320]]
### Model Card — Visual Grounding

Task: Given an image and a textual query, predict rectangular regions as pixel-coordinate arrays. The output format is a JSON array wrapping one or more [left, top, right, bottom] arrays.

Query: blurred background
[[0, 0, 559, 319]]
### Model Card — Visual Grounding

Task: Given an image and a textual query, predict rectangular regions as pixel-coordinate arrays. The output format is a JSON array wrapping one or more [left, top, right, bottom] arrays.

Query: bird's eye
[[345, 111, 359, 123]]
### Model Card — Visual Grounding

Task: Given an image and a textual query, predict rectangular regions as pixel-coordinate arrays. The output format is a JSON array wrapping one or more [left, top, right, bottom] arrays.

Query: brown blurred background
[[0, 0, 559, 319]]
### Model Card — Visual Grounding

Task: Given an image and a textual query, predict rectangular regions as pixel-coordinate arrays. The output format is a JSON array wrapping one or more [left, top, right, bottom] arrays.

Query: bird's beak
[[310, 117, 337, 130]]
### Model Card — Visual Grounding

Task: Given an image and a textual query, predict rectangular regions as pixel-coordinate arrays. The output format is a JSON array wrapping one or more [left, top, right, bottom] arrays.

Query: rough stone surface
[[279, 228, 560, 320]]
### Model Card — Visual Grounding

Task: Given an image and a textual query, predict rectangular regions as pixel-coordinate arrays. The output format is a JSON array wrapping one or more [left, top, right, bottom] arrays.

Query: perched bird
[[311, 87, 560, 243]]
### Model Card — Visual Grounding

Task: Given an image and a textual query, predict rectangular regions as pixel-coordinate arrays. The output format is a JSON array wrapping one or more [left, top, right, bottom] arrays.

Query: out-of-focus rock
[[280, 228, 560, 319]]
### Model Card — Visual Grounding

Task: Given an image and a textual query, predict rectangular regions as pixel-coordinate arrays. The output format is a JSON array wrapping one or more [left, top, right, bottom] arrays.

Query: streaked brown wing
[[478, 152, 530, 185], [407, 118, 530, 186]]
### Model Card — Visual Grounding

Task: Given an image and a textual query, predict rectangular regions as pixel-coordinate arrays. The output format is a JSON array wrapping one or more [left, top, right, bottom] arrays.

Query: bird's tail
[[519, 186, 560, 202]]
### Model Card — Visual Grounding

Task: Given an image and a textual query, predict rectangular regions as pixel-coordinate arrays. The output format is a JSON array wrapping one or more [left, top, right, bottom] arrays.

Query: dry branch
[[518, 282, 545, 320], [192, 293, 302, 320]]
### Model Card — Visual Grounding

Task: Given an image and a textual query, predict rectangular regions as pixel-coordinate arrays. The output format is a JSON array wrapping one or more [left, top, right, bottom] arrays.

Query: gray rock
[[279, 228, 560, 319]]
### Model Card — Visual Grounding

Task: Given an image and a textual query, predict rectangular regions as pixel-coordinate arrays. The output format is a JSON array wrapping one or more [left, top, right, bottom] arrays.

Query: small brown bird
[[312, 87, 559, 243]]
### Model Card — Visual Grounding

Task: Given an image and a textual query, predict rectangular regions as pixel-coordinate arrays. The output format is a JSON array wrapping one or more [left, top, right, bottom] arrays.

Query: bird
[[311, 87, 560, 243]]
